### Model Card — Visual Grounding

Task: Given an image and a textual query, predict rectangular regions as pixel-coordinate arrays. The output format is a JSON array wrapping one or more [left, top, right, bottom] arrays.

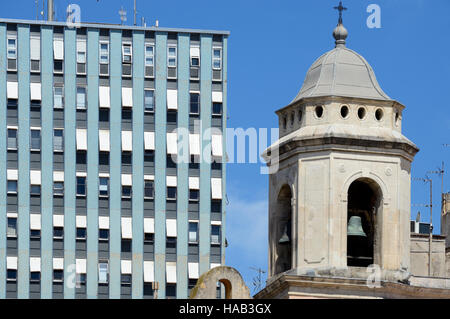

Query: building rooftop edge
[[0, 18, 230, 36]]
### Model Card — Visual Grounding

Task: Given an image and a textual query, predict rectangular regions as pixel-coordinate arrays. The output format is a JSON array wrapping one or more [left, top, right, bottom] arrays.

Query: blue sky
[[3, 0, 450, 293]]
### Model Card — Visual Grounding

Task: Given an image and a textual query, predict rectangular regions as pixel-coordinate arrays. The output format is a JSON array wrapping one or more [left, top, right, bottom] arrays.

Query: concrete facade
[[0, 18, 228, 299]]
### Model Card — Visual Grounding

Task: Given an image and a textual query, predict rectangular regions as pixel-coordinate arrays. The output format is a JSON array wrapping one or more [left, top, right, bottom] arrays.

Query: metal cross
[[334, 1, 347, 25]]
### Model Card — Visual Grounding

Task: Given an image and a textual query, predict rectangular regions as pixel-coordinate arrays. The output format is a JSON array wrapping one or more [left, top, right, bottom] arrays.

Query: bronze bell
[[347, 216, 367, 237], [278, 224, 290, 244]]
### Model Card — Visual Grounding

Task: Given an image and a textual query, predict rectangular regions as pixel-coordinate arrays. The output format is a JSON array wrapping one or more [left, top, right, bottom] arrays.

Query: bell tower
[[263, 3, 419, 281]]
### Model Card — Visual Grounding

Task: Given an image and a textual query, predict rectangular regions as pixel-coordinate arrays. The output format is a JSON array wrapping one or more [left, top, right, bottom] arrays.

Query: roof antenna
[[119, 6, 127, 25], [48, 0, 54, 21], [134, 0, 137, 26]]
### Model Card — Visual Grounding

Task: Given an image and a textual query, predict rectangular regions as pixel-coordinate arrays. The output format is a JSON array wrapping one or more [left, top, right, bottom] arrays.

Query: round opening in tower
[[346, 179, 382, 268], [315, 106, 324, 118], [340, 105, 349, 119], [375, 108, 384, 121], [357, 107, 366, 120]]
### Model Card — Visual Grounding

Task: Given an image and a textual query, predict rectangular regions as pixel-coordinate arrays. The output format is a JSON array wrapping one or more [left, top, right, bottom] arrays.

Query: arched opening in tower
[[275, 185, 292, 275], [347, 179, 382, 267]]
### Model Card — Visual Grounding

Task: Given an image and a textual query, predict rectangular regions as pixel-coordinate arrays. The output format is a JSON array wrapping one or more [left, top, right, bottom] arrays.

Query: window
[[7, 269, 17, 281], [211, 201, 222, 215], [53, 36, 64, 73], [167, 111, 177, 125], [100, 42, 109, 64], [168, 46, 177, 67], [76, 151, 87, 165], [122, 108, 132, 121], [76, 227, 87, 240], [77, 177, 86, 196], [76, 39, 86, 75], [167, 45, 177, 78], [99, 229, 109, 241], [191, 54, 199, 67], [190, 93, 200, 115], [144, 233, 154, 243], [144, 150, 155, 163], [30, 129, 41, 150], [122, 185, 132, 198], [76, 87, 87, 110], [7, 181, 17, 194], [144, 181, 154, 199], [77, 48, 86, 63], [121, 239, 132, 252], [30, 36, 41, 72], [144, 90, 155, 112], [166, 237, 177, 249], [53, 270, 63, 282], [189, 189, 199, 202], [145, 45, 154, 66], [212, 48, 222, 70], [121, 274, 132, 285], [78, 274, 87, 285], [167, 154, 177, 168], [54, 86, 64, 109], [188, 222, 198, 243], [53, 182, 64, 196], [54, 60, 63, 73], [7, 99, 18, 109], [122, 43, 132, 63], [30, 230, 41, 239], [7, 37, 17, 59], [166, 283, 176, 298], [98, 262, 109, 284], [99, 177, 109, 197], [211, 225, 221, 245], [7, 36, 17, 71], [190, 46, 200, 79], [53, 227, 64, 239], [212, 103, 222, 116], [99, 108, 110, 122], [7, 129, 17, 149], [145, 44, 154, 77], [7, 217, 17, 237], [99, 42, 109, 76], [30, 185, 41, 196], [53, 129, 64, 152], [167, 187, 177, 200], [122, 151, 132, 165], [122, 43, 132, 76], [30, 272, 41, 282], [99, 152, 110, 165]]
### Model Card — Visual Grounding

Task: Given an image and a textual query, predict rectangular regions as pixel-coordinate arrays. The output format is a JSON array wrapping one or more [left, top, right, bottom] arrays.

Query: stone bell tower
[[262, 4, 419, 284]]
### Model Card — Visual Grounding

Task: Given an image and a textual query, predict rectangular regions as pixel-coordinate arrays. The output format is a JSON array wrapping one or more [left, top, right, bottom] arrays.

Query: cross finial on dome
[[334, 1, 347, 25], [333, 1, 348, 48]]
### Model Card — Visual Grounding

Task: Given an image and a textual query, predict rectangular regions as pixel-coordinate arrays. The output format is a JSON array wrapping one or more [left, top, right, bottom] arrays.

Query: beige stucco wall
[[267, 98, 417, 279], [268, 148, 413, 277]]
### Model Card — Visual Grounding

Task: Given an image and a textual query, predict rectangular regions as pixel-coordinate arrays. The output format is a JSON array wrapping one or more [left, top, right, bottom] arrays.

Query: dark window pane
[[212, 102, 222, 116], [76, 227, 86, 239]]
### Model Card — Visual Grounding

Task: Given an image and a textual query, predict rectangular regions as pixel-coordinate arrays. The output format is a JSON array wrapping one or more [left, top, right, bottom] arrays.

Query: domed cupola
[[290, 5, 390, 104]]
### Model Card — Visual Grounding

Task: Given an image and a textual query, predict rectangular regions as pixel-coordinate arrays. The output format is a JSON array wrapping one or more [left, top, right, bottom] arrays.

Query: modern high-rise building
[[0, 18, 228, 299]]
